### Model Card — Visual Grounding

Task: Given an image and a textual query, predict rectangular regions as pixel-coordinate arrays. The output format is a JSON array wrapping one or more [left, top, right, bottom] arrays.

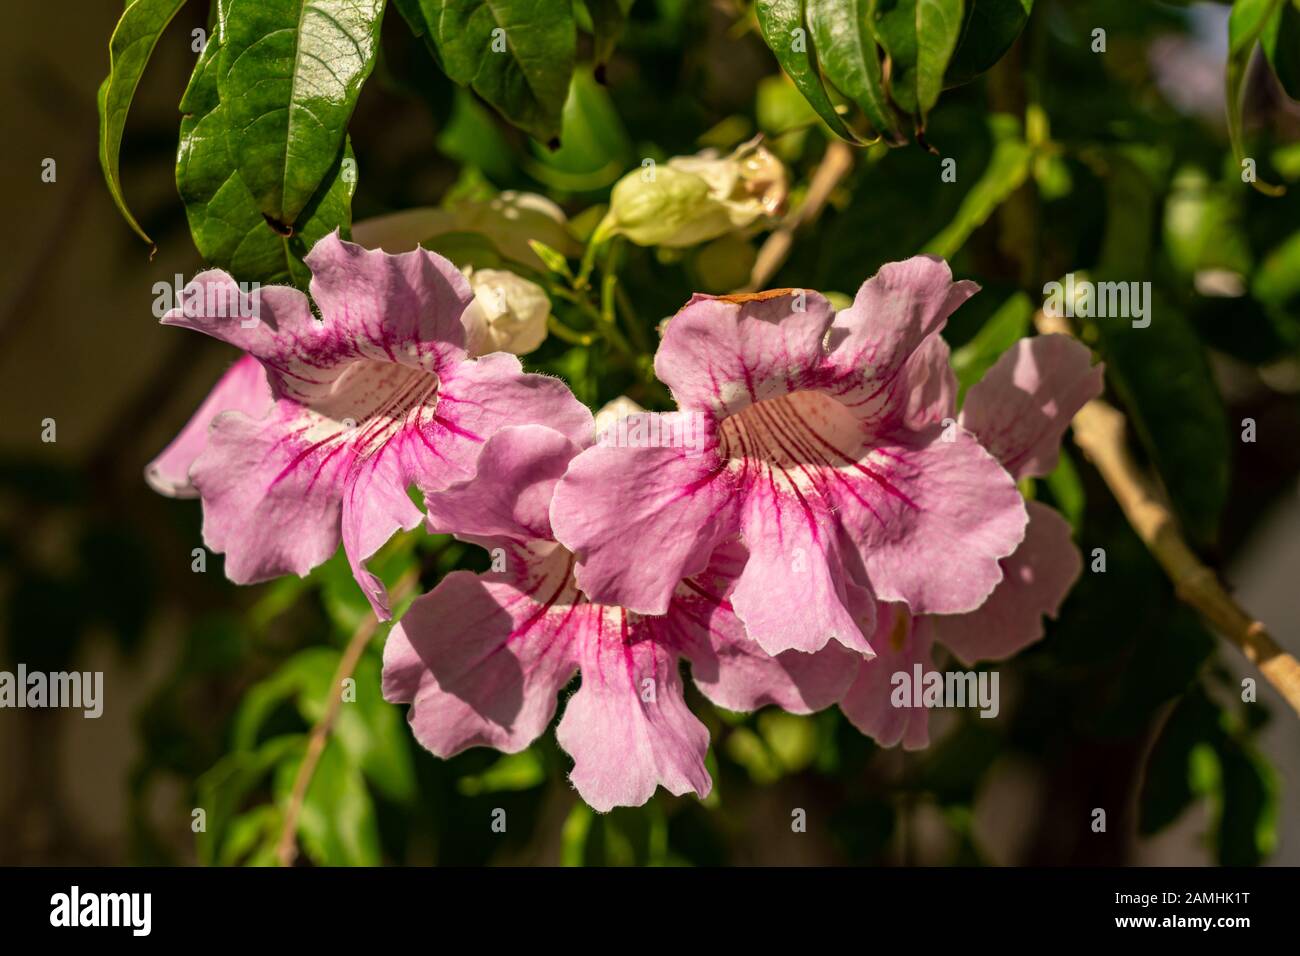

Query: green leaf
[[1227, 0, 1286, 196], [1095, 301, 1229, 548], [724, 727, 784, 784], [944, 0, 1032, 88], [524, 67, 633, 192], [757, 711, 818, 772], [276, 739, 382, 866], [561, 802, 594, 866], [177, 1, 358, 286], [1162, 166, 1252, 279], [755, 0, 868, 144], [1141, 688, 1279, 864], [1261, 0, 1300, 101], [326, 652, 417, 804], [231, 647, 333, 752], [806, 0, 902, 141], [756, 74, 818, 137], [402, 0, 577, 144], [1253, 228, 1300, 306], [586, 0, 636, 70], [922, 114, 1032, 258], [457, 749, 547, 795], [217, 0, 385, 229], [98, 0, 191, 246], [437, 88, 516, 179], [1213, 733, 1279, 865], [951, 289, 1032, 395], [219, 805, 283, 866], [195, 734, 303, 865], [1139, 689, 1218, 836], [1042, 447, 1084, 534], [236, 643, 416, 804], [1092, 153, 1230, 547], [530, 239, 576, 280], [869, 0, 965, 133]]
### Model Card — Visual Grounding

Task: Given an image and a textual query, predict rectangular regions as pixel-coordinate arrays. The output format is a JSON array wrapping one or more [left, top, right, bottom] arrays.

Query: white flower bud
[[461, 267, 551, 357], [593, 395, 647, 440]]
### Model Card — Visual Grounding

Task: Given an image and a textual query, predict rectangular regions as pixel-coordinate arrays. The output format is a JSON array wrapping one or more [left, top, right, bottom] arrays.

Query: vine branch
[[1036, 310, 1300, 718], [743, 139, 855, 292], [276, 567, 421, 866]]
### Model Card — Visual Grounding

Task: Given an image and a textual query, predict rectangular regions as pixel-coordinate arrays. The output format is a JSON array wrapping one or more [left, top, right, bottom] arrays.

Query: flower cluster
[[150, 234, 1102, 811]]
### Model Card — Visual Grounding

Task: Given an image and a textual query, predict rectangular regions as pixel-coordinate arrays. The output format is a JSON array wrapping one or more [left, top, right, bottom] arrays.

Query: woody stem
[[275, 565, 421, 866], [1035, 310, 1300, 719]]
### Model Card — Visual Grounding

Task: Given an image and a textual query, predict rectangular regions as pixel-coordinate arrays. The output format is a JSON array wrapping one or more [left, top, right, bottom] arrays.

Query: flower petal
[[163, 238, 472, 404], [839, 605, 933, 750], [930, 501, 1082, 665], [894, 332, 958, 430], [845, 427, 1027, 615], [169, 235, 589, 613], [190, 403, 347, 584], [731, 481, 872, 654], [437, 353, 594, 461], [551, 415, 735, 614], [335, 357, 590, 618], [556, 609, 712, 811], [341, 441, 427, 614], [670, 543, 860, 713], [145, 355, 272, 498], [654, 290, 835, 416], [382, 546, 580, 756], [959, 334, 1104, 480], [825, 256, 977, 421], [192, 358, 449, 610], [423, 424, 582, 544], [305, 232, 471, 370]]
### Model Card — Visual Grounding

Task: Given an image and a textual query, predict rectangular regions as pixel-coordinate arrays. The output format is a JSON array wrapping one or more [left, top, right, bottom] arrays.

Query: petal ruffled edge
[[145, 354, 272, 498], [960, 334, 1104, 480]]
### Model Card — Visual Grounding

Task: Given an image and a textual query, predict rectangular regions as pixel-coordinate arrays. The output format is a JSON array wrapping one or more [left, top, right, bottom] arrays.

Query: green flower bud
[[601, 138, 787, 249]]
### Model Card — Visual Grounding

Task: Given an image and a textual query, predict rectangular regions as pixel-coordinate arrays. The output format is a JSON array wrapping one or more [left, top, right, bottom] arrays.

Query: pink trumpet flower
[[550, 257, 1031, 658], [382, 424, 856, 812], [145, 233, 591, 618]]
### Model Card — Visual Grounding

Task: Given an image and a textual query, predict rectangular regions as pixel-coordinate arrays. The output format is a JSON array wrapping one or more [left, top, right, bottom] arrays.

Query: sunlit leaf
[[177, 2, 357, 286], [806, 0, 901, 141], [218, 0, 384, 228], [755, 0, 868, 144], [400, 0, 576, 144], [869, 0, 965, 135]]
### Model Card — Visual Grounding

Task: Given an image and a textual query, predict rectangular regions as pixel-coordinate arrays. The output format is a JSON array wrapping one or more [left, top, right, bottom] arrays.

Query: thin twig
[[1035, 310, 1300, 718], [742, 139, 856, 292], [276, 567, 421, 866]]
